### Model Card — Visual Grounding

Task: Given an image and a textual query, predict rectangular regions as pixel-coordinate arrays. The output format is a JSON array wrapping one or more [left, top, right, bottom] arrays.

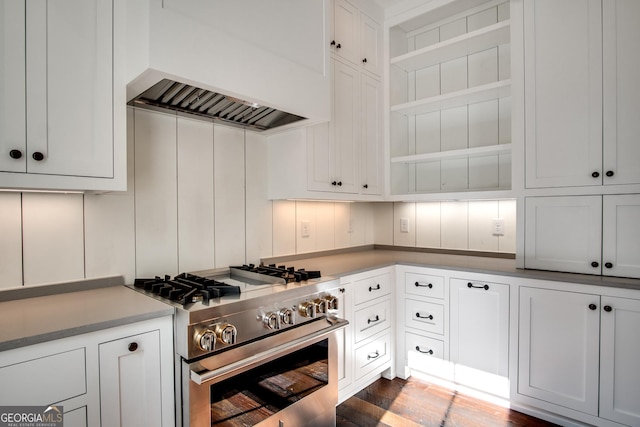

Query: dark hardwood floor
[[336, 377, 558, 427]]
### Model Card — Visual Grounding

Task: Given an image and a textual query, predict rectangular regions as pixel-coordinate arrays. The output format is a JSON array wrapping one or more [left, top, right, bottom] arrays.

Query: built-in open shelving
[[391, 143, 512, 165], [391, 80, 511, 116], [390, 20, 510, 73]]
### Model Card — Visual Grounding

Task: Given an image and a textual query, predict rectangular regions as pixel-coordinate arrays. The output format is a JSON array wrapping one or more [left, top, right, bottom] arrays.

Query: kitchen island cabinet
[[0, 0, 126, 192]]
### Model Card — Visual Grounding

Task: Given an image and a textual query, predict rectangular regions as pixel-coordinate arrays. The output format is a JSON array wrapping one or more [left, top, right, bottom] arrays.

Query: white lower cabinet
[[338, 267, 393, 403], [450, 277, 509, 397], [0, 316, 174, 427], [518, 285, 640, 426]]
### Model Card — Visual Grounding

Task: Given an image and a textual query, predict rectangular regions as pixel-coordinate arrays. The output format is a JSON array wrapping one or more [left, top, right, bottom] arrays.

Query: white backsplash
[[0, 108, 515, 289]]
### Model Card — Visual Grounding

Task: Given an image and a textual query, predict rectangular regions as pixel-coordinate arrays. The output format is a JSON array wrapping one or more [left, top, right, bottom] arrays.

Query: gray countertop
[[262, 247, 640, 291], [0, 277, 174, 351]]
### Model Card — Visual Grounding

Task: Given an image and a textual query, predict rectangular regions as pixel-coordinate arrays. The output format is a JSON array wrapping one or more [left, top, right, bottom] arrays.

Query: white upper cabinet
[[331, 0, 382, 77], [0, 0, 125, 191], [360, 73, 382, 195], [524, 0, 640, 188], [602, 0, 640, 186]]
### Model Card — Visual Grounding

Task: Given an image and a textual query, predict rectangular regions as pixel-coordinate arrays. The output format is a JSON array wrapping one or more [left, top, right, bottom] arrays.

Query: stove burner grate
[[231, 264, 321, 283], [134, 273, 240, 306]]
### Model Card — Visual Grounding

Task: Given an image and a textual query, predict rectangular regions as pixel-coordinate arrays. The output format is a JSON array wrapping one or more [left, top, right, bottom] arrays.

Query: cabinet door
[[524, 0, 603, 188], [335, 285, 352, 392], [524, 196, 602, 275], [602, 0, 640, 185], [599, 296, 640, 426], [26, 0, 113, 178], [602, 194, 640, 278], [332, 59, 359, 194], [518, 287, 600, 416], [333, 0, 358, 65], [307, 122, 334, 192], [450, 278, 509, 377], [360, 12, 381, 76], [360, 73, 382, 195], [0, 0, 26, 173], [99, 330, 162, 427]]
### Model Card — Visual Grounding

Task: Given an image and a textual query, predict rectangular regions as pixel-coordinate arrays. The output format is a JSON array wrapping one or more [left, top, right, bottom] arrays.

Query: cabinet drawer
[[0, 348, 86, 404], [354, 333, 391, 379], [354, 299, 391, 343], [405, 332, 444, 360], [354, 272, 391, 305], [405, 299, 444, 335], [405, 272, 445, 299]]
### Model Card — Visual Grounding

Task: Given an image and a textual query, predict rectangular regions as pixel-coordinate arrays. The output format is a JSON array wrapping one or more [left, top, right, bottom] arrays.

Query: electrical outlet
[[400, 218, 409, 233], [492, 219, 505, 236], [301, 220, 311, 238]]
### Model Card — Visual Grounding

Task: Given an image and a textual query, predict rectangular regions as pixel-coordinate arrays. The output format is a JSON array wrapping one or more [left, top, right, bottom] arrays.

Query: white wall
[[373, 200, 516, 253]]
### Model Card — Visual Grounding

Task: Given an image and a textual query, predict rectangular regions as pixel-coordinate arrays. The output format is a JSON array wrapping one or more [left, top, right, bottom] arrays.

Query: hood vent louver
[[128, 79, 306, 132]]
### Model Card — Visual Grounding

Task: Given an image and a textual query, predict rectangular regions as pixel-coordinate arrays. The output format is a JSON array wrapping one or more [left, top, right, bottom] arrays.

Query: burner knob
[[214, 323, 237, 345], [298, 301, 316, 318], [195, 329, 216, 352], [263, 312, 281, 330], [279, 308, 295, 325], [323, 295, 339, 311], [314, 298, 327, 314]]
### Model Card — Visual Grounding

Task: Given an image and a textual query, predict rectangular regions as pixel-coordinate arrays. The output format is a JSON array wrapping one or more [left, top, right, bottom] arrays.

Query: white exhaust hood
[[125, 0, 330, 133]]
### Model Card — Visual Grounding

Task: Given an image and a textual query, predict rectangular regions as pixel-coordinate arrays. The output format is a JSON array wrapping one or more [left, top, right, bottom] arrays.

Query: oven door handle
[[190, 317, 348, 386]]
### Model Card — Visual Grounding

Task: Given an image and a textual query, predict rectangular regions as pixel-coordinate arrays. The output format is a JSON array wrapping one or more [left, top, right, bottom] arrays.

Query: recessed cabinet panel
[[603, 0, 640, 185], [599, 296, 640, 426], [0, 0, 26, 173], [354, 299, 390, 343], [333, 0, 358, 65], [524, 0, 603, 188], [518, 287, 600, 416], [602, 194, 640, 278], [524, 196, 602, 275], [354, 332, 391, 379], [405, 272, 444, 299], [354, 272, 391, 305], [26, 0, 114, 178]]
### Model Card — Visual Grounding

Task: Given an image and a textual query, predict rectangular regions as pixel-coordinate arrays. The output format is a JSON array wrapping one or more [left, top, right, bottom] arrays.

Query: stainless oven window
[[209, 339, 329, 426]]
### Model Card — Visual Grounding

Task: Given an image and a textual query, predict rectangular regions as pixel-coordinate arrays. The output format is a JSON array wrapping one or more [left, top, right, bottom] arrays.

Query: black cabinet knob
[[331, 181, 337, 186], [337, 181, 342, 186], [588, 303, 597, 311], [9, 149, 22, 159], [605, 170, 614, 177], [605, 262, 613, 269], [330, 40, 336, 46], [32, 152, 45, 161], [362, 58, 367, 63], [592, 171, 600, 178], [128, 342, 138, 352], [604, 305, 612, 312], [363, 184, 368, 189], [336, 43, 341, 49], [591, 261, 599, 268]]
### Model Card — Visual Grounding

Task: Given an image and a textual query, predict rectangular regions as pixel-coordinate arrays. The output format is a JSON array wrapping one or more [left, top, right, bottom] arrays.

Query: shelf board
[[391, 80, 511, 116], [391, 143, 512, 164], [390, 20, 510, 72]]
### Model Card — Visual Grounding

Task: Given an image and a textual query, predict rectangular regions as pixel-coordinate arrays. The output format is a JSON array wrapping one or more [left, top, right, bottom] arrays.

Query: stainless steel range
[[132, 264, 348, 427]]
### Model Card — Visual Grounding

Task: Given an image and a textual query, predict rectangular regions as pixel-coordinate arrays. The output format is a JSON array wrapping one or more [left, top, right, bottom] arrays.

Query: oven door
[[182, 317, 348, 427]]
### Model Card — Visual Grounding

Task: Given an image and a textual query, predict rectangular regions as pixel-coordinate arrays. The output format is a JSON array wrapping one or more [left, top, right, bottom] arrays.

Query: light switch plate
[[301, 220, 311, 238], [400, 218, 409, 233], [492, 218, 505, 236]]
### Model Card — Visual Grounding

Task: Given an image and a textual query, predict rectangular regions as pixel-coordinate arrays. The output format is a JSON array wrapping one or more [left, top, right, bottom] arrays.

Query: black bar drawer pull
[[415, 281, 433, 289], [367, 315, 380, 324], [415, 346, 433, 355], [367, 350, 380, 360], [416, 312, 433, 320], [369, 284, 381, 292], [467, 282, 489, 290]]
